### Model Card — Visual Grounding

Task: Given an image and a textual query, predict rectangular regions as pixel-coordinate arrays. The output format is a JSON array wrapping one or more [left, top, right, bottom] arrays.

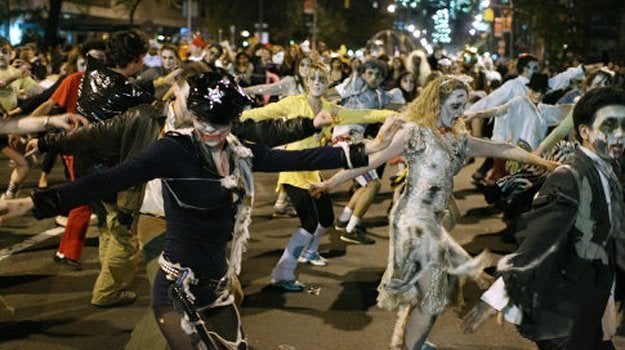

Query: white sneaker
[[55, 215, 68, 227], [0, 192, 15, 200], [298, 252, 328, 266], [55, 214, 97, 227]]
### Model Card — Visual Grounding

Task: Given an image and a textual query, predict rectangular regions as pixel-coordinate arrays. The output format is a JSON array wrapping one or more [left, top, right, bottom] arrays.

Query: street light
[[387, 4, 396, 13]]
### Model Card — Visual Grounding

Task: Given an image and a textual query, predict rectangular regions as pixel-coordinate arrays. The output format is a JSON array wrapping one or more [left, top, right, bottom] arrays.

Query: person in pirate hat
[[0, 67, 401, 349]]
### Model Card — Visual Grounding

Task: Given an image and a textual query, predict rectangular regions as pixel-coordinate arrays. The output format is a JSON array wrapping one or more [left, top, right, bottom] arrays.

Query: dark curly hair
[[80, 39, 107, 58], [105, 30, 148, 69], [573, 86, 625, 141]]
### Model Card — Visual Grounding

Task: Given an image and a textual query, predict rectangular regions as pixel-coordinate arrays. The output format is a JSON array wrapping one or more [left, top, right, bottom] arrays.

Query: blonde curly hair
[[403, 75, 470, 137], [305, 60, 329, 82]]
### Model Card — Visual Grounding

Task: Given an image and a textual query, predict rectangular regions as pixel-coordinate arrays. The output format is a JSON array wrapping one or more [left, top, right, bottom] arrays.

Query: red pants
[[56, 155, 92, 261], [487, 158, 509, 183]]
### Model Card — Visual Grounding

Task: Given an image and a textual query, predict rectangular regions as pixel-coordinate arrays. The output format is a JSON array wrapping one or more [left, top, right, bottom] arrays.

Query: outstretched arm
[[0, 113, 88, 135], [0, 137, 181, 222], [464, 102, 510, 122], [240, 98, 291, 122], [233, 112, 334, 147], [311, 126, 408, 196], [244, 76, 294, 97], [467, 136, 559, 171]]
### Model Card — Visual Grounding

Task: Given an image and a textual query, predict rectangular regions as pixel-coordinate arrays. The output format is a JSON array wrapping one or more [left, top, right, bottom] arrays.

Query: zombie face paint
[[306, 70, 328, 98], [588, 105, 625, 160], [193, 117, 232, 148], [76, 56, 87, 73], [363, 67, 384, 89], [438, 89, 468, 129], [524, 61, 539, 78], [589, 73, 610, 90]]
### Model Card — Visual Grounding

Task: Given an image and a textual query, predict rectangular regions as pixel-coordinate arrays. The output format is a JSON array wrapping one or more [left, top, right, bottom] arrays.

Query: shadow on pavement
[[0, 274, 53, 288], [456, 205, 502, 225]]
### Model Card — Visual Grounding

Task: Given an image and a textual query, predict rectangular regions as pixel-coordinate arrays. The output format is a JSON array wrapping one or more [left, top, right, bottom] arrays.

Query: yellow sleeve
[[241, 98, 291, 121], [19, 76, 38, 92], [335, 105, 394, 125]]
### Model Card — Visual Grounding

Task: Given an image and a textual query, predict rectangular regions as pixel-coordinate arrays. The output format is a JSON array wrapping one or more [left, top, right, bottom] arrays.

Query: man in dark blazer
[[464, 86, 625, 350]]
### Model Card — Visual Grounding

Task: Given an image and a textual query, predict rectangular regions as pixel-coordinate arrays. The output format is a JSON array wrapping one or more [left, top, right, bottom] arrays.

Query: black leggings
[[283, 184, 334, 233], [41, 150, 58, 174], [153, 270, 246, 350], [153, 304, 245, 350]]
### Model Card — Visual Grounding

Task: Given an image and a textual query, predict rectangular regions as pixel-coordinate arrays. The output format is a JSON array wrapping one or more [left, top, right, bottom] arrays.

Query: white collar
[[579, 145, 613, 172]]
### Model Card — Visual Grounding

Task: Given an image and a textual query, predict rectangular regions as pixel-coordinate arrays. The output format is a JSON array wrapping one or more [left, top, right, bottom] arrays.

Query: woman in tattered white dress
[[312, 76, 559, 350]]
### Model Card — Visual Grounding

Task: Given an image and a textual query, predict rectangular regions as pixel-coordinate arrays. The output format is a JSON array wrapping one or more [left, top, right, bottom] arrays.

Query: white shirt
[[491, 95, 571, 149], [139, 103, 193, 216], [467, 65, 584, 121]]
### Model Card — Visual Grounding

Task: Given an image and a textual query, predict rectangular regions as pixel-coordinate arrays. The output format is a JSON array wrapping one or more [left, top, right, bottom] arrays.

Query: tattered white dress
[[378, 123, 487, 314]]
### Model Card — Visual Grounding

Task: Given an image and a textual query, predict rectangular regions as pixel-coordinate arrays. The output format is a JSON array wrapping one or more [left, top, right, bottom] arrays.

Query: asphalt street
[[0, 155, 623, 350]]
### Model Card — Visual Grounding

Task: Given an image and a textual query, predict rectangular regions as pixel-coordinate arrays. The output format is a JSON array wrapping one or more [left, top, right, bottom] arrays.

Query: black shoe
[[52, 254, 82, 270], [91, 291, 137, 308], [470, 171, 487, 189], [340, 225, 375, 245], [334, 218, 348, 231]]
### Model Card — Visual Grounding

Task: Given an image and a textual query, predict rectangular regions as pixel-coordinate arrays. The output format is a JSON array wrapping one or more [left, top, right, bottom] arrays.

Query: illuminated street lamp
[[387, 4, 396, 13]]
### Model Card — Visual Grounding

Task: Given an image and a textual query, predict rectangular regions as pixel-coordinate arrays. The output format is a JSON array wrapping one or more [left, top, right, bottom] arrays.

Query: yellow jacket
[[241, 94, 394, 190]]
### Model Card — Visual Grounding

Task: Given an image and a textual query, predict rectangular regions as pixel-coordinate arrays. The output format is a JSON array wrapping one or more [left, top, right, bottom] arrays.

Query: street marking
[[0, 227, 64, 261]]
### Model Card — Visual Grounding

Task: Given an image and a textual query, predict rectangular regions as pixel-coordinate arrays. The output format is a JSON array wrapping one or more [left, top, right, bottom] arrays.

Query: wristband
[[348, 143, 368, 168]]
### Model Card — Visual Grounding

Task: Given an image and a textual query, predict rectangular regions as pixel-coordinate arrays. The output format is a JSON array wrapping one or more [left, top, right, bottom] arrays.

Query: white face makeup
[[76, 56, 87, 73], [363, 67, 384, 89], [587, 104, 625, 160], [589, 74, 610, 90], [438, 89, 468, 129], [306, 70, 328, 97], [160, 49, 177, 70], [525, 61, 539, 78], [193, 117, 232, 148]]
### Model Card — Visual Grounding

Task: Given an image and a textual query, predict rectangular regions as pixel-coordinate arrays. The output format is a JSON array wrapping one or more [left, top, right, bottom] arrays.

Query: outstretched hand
[[542, 159, 561, 172], [24, 138, 39, 158], [49, 113, 90, 131], [162, 68, 183, 86], [0, 197, 35, 223], [313, 110, 335, 129], [463, 111, 478, 122], [462, 300, 499, 334], [309, 181, 332, 199], [367, 114, 405, 154]]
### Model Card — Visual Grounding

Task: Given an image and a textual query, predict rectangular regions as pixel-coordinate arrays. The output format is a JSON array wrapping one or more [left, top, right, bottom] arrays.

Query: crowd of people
[[0, 28, 623, 350]]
